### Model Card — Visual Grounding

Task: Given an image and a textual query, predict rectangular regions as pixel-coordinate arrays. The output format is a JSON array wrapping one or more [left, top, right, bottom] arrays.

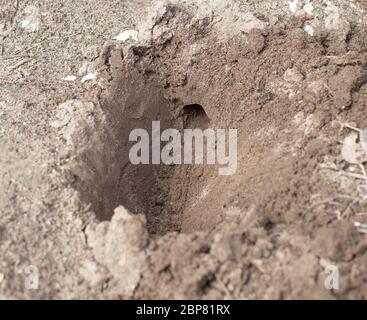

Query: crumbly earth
[[1, 0, 367, 299]]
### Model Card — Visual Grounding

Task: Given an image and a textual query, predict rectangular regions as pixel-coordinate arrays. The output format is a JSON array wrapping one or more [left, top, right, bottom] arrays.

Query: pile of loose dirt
[[1, 0, 367, 299]]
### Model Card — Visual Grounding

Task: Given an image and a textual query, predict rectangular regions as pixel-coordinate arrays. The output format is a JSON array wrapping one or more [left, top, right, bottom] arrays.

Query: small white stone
[[113, 30, 139, 42], [0, 273, 4, 283], [62, 75, 77, 82], [81, 73, 97, 83], [304, 24, 314, 36], [288, 0, 298, 14]]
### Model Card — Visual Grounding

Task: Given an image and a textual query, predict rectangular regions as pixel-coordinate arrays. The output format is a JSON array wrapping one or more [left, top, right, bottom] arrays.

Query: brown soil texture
[[1, 0, 367, 299]]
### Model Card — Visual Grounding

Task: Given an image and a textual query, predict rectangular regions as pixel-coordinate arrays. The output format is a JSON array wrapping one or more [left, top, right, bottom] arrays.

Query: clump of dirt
[[49, 1, 367, 299]]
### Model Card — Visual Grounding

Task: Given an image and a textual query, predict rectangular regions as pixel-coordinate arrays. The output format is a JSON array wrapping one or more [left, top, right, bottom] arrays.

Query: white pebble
[[288, 0, 298, 14], [81, 73, 97, 83], [113, 30, 139, 42], [62, 75, 77, 82], [304, 24, 314, 36]]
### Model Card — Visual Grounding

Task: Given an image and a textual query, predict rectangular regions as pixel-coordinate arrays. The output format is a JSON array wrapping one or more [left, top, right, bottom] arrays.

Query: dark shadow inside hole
[[182, 104, 210, 129]]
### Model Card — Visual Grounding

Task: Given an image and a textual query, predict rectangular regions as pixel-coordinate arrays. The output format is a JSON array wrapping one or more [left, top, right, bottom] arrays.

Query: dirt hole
[[76, 76, 215, 236], [111, 100, 213, 236], [182, 104, 210, 129]]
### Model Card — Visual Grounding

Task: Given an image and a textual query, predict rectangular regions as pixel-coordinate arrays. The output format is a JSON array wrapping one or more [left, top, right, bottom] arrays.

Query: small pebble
[[304, 24, 314, 36], [113, 30, 139, 42], [62, 75, 77, 82], [284, 67, 304, 83], [81, 73, 96, 83]]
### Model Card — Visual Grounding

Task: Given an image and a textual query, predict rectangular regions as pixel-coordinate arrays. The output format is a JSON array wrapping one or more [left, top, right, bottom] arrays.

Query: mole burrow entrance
[[182, 104, 210, 129], [106, 100, 212, 235], [75, 60, 216, 235]]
